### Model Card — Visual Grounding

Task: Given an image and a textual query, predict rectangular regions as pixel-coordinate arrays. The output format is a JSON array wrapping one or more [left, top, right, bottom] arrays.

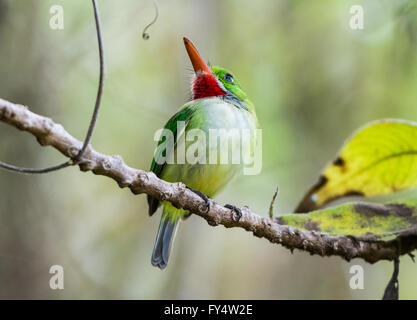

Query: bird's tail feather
[[151, 205, 181, 269]]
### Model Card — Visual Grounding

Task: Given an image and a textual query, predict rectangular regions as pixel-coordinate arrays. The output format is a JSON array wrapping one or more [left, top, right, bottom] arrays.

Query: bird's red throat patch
[[192, 73, 226, 100]]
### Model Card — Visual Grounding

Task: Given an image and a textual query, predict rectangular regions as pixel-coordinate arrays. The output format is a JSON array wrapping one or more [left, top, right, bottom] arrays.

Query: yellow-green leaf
[[279, 198, 417, 240], [295, 120, 417, 213]]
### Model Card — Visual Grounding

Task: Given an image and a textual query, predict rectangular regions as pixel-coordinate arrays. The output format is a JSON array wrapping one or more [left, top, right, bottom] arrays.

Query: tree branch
[[1, 97, 416, 264]]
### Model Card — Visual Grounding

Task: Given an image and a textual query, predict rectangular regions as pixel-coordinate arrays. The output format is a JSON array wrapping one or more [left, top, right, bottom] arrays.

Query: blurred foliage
[[1, 0, 417, 299]]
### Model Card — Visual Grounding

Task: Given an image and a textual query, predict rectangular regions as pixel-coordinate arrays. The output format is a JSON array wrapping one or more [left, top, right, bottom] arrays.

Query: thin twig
[[142, 0, 159, 40], [0, 160, 71, 174], [382, 258, 400, 300], [269, 186, 279, 219], [0, 0, 105, 174], [75, 0, 105, 161]]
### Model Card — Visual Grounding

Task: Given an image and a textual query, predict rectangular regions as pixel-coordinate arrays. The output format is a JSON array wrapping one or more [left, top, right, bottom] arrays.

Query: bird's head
[[183, 37, 253, 111]]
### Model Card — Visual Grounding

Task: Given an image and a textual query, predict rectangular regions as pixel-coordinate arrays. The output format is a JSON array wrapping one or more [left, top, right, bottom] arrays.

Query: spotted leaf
[[295, 120, 417, 213], [280, 198, 417, 240]]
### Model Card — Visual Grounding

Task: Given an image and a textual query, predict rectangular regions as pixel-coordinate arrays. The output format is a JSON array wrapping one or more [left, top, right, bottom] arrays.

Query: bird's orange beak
[[183, 37, 211, 75]]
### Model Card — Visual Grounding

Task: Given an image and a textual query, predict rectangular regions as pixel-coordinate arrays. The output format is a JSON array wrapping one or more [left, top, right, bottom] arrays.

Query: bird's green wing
[[147, 104, 196, 215]]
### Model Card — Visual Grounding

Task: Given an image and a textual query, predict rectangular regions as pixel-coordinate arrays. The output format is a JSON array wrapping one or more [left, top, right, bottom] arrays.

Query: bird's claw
[[188, 188, 211, 213], [225, 204, 242, 221]]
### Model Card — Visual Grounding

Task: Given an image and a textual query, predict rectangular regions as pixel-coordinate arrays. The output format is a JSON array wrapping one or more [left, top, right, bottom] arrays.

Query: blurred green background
[[1, 0, 417, 299]]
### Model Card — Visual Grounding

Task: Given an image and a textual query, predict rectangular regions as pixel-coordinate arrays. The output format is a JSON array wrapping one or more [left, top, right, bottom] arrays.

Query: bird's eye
[[223, 73, 234, 83]]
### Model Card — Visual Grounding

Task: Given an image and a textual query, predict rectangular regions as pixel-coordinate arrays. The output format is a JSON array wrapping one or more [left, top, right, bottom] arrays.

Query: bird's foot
[[225, 204, 242, 222], [188, 188, 211, 213]]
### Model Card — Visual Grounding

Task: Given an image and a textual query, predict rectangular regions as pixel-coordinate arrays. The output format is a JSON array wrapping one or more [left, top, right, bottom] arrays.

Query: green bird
[[148, 37, 259, 269]]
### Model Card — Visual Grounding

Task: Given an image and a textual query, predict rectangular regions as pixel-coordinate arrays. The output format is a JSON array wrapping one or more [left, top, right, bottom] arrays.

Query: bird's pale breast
[[161, 97, 257, 197]]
